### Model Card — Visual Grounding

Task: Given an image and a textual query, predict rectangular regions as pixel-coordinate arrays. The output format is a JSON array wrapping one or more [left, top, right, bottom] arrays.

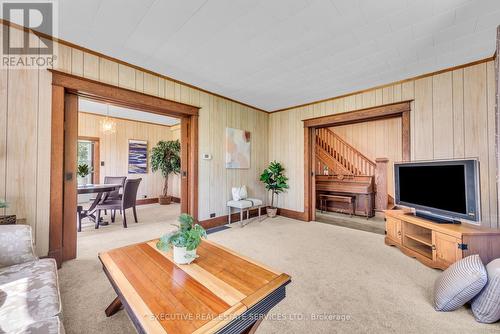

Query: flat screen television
[[394, 159, 480, 223]]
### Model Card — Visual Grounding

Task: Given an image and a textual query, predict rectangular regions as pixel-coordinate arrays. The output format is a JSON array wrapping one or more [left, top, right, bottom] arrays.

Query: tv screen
[[395, 160, 480, 222], [398, 165, 466, 214]]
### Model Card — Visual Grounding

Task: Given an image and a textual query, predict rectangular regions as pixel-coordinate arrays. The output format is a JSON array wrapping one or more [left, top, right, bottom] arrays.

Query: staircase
[[315, 128, 376, 176], [315, 127, 390, 211]]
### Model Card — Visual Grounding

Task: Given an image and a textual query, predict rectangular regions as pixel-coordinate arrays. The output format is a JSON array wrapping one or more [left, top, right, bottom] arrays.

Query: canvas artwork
[[225, 128, 251, 169], [128, 139, 148, 174]]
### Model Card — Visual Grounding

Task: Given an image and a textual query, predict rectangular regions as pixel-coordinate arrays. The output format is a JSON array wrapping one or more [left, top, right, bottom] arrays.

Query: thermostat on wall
[[202, 154, 212, 160]]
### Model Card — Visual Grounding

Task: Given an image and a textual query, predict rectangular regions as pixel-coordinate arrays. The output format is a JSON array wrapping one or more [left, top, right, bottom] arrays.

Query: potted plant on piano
[[151, 140, 180, 205], [260, 161, 289, 218], [156, 214, 207, 265]]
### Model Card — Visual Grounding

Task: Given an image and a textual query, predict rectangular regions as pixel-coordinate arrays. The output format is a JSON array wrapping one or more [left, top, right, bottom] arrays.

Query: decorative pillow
[[471, 258, 500, 323], [0, 225, 37, 268], [434, 254, 487, 311], [231, 186, 248, 201]]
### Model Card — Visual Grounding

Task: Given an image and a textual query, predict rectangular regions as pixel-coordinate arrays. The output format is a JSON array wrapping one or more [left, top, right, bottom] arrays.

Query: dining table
[[77, 183, 122, 226]]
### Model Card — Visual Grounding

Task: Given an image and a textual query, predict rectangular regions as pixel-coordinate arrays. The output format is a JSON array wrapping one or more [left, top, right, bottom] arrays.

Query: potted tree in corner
[[151, 140, 180, 205], [260, 161, 289, 218], [156, 214, 207, 264]]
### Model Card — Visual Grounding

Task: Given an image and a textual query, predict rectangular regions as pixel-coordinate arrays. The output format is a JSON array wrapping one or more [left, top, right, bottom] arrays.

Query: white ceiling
[[53, 0, 500, 110], [79, 98, 180, 126]]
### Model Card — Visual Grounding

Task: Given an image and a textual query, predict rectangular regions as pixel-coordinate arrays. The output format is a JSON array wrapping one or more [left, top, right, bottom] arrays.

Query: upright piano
[[315, 174, 375, 217]]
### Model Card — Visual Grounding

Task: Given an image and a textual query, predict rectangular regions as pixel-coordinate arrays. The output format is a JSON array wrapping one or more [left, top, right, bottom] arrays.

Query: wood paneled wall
[[0, 25, 268, 256], [0, 26, 52, 255], [2, 21, 497, 259], [270, 61, 498, 228], [78, 112, 179, 199], [329, 117, 402, 197]]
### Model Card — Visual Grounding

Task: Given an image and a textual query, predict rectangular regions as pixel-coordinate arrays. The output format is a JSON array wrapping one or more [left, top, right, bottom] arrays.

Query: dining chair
[[104, 176, 127, 200], [103, 176, 127, 216], [95, 178, 142, 229]]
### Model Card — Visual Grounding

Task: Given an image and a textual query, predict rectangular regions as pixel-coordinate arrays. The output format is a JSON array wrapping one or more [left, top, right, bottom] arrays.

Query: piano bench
[[319, 194, 355, 216]]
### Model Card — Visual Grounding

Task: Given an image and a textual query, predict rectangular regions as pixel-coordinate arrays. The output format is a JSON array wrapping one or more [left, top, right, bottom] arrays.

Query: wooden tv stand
[[385, 210, 500, 269]]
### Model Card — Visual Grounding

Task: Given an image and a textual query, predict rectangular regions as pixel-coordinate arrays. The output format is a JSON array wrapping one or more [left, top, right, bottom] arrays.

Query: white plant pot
[[173, 246, 197, 265], [77, 176, 86, 185]]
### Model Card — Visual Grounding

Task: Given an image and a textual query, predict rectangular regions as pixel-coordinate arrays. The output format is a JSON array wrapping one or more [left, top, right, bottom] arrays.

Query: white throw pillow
[[471, 258, 500, 323], [434, 254, 487, 311], [231, 186, 248, 201]]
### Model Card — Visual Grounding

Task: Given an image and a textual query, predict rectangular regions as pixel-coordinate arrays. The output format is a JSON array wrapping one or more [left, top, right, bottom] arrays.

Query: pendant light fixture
[[100, 104, 116, 134]]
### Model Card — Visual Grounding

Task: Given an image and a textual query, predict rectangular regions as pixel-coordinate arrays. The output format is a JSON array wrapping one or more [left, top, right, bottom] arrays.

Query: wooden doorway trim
[[49, 70, 200, 266], [78, 136, 100, 184], [302, 101, 412, 222], [496, 25, 500, 225]]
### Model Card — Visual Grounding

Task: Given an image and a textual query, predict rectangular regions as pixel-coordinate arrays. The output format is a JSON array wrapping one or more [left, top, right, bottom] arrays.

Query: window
[[77, 140, 94, 185]]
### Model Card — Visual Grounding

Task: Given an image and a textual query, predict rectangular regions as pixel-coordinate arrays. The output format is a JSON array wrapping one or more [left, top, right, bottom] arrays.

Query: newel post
[[375, 158, 389, 212]]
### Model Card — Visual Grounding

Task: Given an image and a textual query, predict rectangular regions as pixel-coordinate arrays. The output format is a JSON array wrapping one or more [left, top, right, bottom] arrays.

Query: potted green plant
[[0, 200, 16, 225], [260, 161, 289, 218], [151, 140, 180, 205], [77, 163, 92, 185], [156, 214, 207, 264]]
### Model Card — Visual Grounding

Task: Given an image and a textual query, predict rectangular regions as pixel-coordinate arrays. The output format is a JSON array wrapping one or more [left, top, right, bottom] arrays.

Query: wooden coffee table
[[99, 239, 291, 334]]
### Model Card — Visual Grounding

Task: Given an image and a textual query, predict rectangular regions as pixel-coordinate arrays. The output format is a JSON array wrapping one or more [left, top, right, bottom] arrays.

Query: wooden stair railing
[[316, 144, 352, 176], [315, 128, 389, 212], [315, 128, 376, 176]]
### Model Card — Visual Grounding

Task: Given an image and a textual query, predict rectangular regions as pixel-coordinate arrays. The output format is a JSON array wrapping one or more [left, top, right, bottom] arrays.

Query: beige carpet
[[59, 203, 180, 334], [59, 206, 499, 333]]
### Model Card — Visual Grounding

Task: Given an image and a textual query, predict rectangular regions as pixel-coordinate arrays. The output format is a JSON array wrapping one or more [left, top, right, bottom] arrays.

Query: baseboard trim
[[199, 207, 268, 229], [199, 206, 308, 229], [277, 208, 308, 221], [136, 196, 180, 205], [136, 198, 158, 205]]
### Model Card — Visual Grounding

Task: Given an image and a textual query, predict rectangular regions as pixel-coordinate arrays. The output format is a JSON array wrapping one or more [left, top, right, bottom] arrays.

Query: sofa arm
[[0, 225, 37, 268]]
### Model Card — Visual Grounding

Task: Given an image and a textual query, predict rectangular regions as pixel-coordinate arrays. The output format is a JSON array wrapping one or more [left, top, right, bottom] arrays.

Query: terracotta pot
[[158, 195, 172, 205], [267, 207, 278, 218]]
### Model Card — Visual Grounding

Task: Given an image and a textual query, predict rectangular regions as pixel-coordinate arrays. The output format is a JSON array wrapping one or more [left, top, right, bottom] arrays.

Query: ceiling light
[[100, 104, 116, 134]]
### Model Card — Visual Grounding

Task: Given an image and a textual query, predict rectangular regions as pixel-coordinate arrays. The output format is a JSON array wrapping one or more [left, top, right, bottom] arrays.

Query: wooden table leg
[[87, 192, 112, 226], [242, 318, 264, 334], [105, 297, 123, 317], [365, 196, 369, 219], [352, 197, 356, 217]]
